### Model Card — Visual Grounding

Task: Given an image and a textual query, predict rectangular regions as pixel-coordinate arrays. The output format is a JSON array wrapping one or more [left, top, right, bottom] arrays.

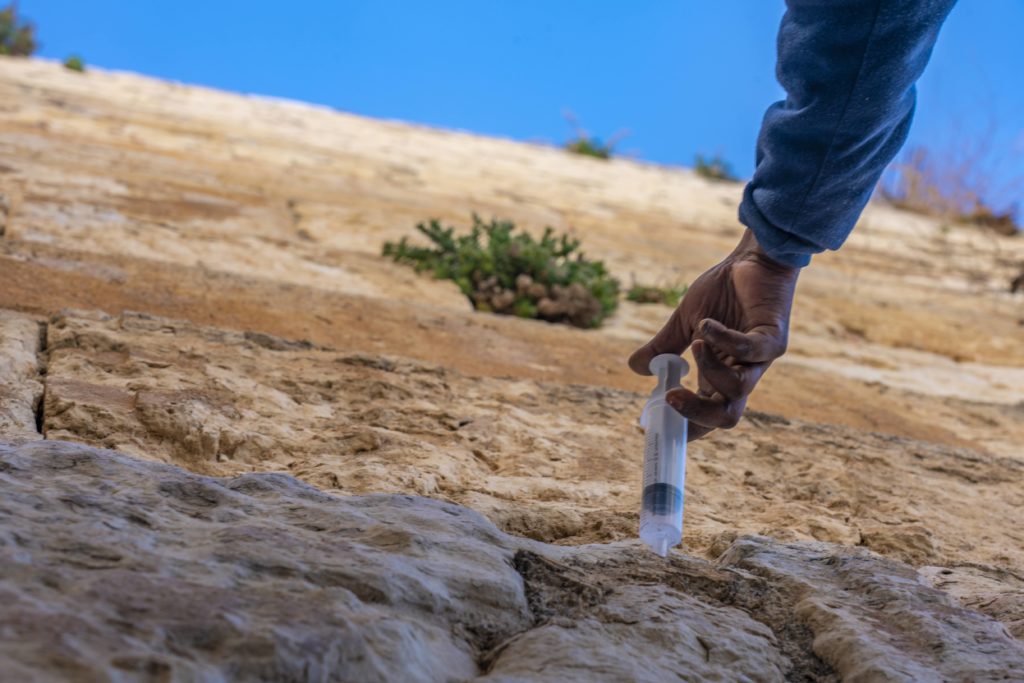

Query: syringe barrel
[[639, 395, 687, 555]]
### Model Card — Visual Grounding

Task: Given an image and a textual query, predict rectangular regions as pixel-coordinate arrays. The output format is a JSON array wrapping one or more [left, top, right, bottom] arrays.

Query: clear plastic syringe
[[639, 353, 689, 557]]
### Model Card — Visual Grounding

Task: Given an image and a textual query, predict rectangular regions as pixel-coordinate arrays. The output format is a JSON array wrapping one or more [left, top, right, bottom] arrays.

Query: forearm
[[739, 0, 956, 267]]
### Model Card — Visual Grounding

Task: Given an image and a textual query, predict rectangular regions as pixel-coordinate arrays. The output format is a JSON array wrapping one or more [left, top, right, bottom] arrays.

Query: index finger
[[628, 306, 693, 375]]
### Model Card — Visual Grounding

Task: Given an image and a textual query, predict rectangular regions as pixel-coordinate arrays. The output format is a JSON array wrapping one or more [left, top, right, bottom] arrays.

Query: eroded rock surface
[[2, 441, 1023, 682], [0, 310, 42, 444], [920, 564, 1024, 640], [36, 310, 1024, 577]]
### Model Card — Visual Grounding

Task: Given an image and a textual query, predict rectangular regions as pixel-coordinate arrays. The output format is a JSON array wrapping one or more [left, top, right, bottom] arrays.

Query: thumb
[[628, 307, 693, 375]]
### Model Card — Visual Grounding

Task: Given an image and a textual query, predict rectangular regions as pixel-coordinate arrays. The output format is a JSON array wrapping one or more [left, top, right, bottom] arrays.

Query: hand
[[628, 229, 800, 441]]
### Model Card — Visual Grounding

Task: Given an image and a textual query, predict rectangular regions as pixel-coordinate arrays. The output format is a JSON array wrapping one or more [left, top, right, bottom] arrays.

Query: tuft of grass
[[565, 137, 613, 160], [383, 215, 620, 328], [0, 3, 37, 56], [694, 153, 738, 182], [626, 282, 688, 307], [63, 54, 85, 72]]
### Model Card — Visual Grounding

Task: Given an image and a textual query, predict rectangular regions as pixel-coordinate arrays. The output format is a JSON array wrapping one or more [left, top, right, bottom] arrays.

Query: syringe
[[639, 353, 689, 557]]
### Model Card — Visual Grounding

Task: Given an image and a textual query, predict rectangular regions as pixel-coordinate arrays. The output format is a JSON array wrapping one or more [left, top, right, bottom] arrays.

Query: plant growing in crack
[[383, 215, 620, 328]]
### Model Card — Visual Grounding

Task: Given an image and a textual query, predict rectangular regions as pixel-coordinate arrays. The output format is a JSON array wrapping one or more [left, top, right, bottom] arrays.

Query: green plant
[[0, 3, 36, 56], [626, 282, 688, 307], [565, 137, 614, 160], [383, 215, 620, 328], [63, 54, 85, 72], [562, 110, 627, 160], [694, 153, 738, 182]]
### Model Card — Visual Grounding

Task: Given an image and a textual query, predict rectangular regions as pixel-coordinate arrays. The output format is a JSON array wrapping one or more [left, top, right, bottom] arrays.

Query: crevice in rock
[[285, 198, 301, 226], [475, 550, 611, 674], [498, 547, 836, 681], [512, 549, 610, 623], [696, 635, 711, 662], [243, 330, 314, 352], [664, 562, 836, 682], [33, 320, 49, 437], [0, 190, 9, 238], [553, 549, 837, 683]]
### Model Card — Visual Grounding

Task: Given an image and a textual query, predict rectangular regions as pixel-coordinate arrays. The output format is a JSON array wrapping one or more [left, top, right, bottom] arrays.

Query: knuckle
[[721, 408, 743, 430], [724, 377, 746, 400], [740, 371, 760, 396], [769, 327, 789, 357], [775, 336, 789, 357]]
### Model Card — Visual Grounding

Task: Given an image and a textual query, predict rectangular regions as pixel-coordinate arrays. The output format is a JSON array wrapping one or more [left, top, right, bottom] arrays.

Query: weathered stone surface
[[0, 310, 42, 444], [720, 539, 1023, 682], [0, 440, 521, 682], [2, 57, 1024, 679], [2, 441, 1023, 682], [2, 57, 1024, 443], [38, 309, 1024, 580], [920, 564, 1024, 639], [479, 583, 788, 682]]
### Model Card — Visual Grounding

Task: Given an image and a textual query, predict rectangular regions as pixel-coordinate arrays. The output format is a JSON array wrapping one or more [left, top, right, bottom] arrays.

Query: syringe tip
[[658, 537, 669, 557]]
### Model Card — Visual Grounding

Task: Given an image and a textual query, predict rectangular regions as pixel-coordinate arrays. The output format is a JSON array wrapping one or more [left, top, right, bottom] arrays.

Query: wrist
[[731, 229, 800, 276]]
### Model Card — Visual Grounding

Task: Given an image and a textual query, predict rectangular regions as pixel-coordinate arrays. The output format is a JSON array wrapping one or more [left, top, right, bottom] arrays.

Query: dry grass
[[878, 125, 1022, 237]]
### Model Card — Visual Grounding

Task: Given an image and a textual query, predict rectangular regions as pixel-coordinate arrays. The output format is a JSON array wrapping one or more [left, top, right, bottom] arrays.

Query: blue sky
[[21, 1, 1024, 215]]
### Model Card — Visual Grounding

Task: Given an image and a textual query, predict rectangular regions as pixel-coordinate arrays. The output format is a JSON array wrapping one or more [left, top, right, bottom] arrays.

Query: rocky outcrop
[[31, 309, 1024, 577], [3, 58, 1024, 679], [2, 440, 1023, 682]]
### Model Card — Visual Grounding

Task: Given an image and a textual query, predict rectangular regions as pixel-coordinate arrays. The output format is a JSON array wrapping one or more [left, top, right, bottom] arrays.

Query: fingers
[[686, 422, 716, 442], [666, 387, 745, 431], [692, 340, 765, 401], [696, 319, 786, 364], [628, 307, 692, 375], [671, 333, 770, 442]]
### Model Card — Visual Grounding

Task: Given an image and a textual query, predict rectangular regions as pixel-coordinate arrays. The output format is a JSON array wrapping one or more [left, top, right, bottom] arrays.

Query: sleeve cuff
[[738, 184, 814, 268]]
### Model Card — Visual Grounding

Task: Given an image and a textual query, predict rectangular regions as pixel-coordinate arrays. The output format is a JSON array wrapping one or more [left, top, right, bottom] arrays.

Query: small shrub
[[626, 282, 688, 307], [562, 110, 626, 161], [694, 153, 738, 182], [383, 215, 620, 328], [565, 137, 614, 160], [63, 55, 85, 72], [0, 3, 36, 56]]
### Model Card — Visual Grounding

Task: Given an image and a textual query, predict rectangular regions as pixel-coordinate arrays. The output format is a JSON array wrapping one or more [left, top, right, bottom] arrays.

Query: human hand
[[628, 229, 800, 441]]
